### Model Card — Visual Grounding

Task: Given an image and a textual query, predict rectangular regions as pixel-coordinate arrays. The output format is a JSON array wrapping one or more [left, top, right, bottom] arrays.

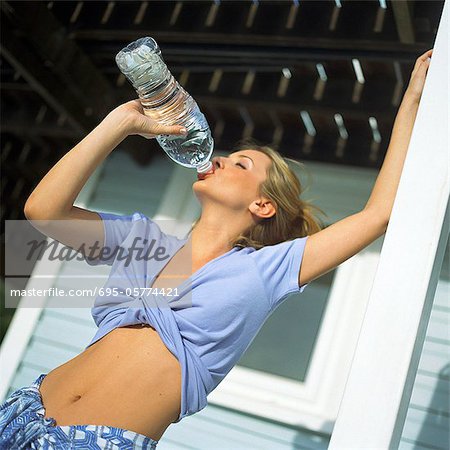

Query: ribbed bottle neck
[[196, 160, 213, 174]]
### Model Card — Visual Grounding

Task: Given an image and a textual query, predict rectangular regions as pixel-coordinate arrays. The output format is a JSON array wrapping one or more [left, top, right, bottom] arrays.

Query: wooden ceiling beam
[[0, 1, 116, 132], [70, 29, 425, 62], [391, 0, 416, 44], [0, 1, 148, 164], [193, 96, 396, 124]]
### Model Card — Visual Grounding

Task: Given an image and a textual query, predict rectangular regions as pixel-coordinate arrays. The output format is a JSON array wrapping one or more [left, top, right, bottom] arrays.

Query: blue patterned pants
[[0, 373, 158, 449]]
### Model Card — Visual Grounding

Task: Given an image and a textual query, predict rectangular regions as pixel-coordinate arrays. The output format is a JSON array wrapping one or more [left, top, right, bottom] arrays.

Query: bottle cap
[[197, 161, 215, 180], [196, 160, 214, 174]]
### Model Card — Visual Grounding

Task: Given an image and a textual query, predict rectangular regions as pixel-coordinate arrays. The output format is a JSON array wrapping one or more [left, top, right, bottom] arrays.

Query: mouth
[[197, 174, 212, 181], [197, 169, 215, 181]]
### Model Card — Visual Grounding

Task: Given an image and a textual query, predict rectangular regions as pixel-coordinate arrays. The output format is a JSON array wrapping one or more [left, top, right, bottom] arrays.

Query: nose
[[211, 156, 222, 170]]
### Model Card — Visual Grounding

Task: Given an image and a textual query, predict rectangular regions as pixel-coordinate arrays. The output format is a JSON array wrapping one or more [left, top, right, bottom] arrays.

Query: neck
[[187, 207, 250, 260]]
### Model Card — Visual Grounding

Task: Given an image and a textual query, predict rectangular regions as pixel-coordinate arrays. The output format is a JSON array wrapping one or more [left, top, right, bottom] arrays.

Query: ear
[[249, 197, 276, 220]]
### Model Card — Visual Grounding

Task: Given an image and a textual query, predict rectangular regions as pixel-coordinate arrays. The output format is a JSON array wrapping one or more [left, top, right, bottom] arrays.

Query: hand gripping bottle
[[115, 37, 215, 178]]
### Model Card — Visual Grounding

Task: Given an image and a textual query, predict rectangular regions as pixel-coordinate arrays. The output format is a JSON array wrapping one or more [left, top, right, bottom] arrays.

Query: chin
[[192, 182, 206, 199], [192, 178, 210, 190], [193, 183, 223, 205]]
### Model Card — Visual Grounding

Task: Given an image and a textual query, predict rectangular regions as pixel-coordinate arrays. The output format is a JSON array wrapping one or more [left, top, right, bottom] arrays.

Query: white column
[[328, 0, 449, 448]]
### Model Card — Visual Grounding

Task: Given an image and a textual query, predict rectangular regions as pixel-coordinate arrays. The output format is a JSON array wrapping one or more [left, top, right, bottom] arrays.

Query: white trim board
[[329, 1, 449, 448]]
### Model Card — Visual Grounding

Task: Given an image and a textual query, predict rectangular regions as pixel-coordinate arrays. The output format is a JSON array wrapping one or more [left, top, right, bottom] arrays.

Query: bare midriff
[[38, 323, 182, 442], [38, 238, 208, 442]]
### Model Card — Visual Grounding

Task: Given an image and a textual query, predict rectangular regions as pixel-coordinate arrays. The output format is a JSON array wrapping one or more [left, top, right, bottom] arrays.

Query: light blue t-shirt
[[84, 211, 309, 423]]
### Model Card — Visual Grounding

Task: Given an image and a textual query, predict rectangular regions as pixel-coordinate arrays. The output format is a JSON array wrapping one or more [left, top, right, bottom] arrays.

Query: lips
[[197, 173, 212, 180], [197, 168, 215, 180]]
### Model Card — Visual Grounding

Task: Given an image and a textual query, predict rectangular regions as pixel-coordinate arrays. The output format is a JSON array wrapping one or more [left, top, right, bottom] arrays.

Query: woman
[[0, 49, 432, 449]]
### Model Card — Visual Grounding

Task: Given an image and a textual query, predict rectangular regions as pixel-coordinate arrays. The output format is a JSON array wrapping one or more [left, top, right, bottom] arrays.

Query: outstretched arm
[[364, 49, 432, 219], [298, 49, 432, 287], [298, 209, 385, 286]]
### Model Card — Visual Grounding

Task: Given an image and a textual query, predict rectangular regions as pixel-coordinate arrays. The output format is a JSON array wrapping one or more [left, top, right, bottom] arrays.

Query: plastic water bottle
[[115, 37, 214, 176]]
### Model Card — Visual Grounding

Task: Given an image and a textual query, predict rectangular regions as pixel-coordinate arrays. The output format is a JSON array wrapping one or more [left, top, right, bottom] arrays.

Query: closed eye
[[236, 162, 246, 169]]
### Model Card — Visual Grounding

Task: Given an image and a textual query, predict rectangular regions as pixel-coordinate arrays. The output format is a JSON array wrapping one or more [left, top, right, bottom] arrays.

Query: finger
[[411, 58, 430, 80], [412, 52, 432, 78], [159, 126, 188, 136], [132, 99, 144, 113], [139, 116, 188, 136], [416, 62, 430, 77], [421, 58, 431, 70], [412, 59, 431, 87], [420, 49, 433, 58], [415, 49, 433, 66]]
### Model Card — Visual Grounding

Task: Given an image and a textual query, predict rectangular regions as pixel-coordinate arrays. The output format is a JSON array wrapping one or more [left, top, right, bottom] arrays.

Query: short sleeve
[[84, 211, 143, 266], [251, 236, 309, 311]]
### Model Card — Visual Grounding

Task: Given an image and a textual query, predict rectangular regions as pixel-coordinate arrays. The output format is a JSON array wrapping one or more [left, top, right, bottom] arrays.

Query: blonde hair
[[190, 138, 328, 250]]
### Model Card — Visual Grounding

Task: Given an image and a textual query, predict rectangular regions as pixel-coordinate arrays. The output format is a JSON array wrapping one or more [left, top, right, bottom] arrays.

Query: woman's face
[[193, 149, 275, 218]]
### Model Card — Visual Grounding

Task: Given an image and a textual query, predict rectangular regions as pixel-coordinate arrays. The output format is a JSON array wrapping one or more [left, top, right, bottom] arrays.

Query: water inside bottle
[[144, 79, 214, 168], [116, 38, 214, 170]]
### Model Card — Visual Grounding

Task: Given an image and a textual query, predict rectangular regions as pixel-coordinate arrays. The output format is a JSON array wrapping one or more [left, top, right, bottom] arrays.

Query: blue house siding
[[399, 276, 450, 450]]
